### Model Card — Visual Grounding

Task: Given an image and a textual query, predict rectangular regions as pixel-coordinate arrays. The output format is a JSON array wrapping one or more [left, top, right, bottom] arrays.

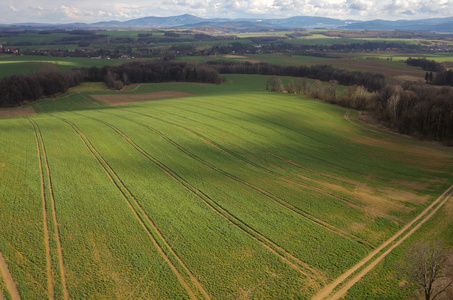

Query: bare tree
[[399, 240, 453, 300], [307, 80, 323, 99], [265, 76, 284, 93], [324, 80, 338, 103], [294, 78, 308, 95], [286, 80, 296, 94]]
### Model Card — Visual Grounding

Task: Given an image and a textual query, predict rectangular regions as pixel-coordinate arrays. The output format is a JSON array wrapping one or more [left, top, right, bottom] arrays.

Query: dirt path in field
[[313, 184, 453, 300], [27, 118, 54, 299], [91, 91, 196, 105], [0, 252, 20, 300], [0, 107, 37, 119]]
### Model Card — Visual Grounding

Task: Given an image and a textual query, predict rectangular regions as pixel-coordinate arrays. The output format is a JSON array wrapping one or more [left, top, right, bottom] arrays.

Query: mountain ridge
[[1, 14, 453, 32]]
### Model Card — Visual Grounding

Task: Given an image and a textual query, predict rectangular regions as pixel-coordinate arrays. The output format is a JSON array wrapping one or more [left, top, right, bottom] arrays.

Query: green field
[[1, 74, 452, 299], [0, 55, 122, 78]]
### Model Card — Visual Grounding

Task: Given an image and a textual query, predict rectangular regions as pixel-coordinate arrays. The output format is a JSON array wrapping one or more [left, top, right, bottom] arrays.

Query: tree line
[[405, 58, 453, 86], [0, 70, 84, 107], [208, 61, 387, 92], [101, 60, 224, 90], [0, 61, 224, 107], [405, 57, 445, 72]]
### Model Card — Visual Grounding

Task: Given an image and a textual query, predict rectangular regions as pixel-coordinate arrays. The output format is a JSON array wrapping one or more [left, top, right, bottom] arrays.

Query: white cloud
[[0, 0, 452, 24], [347, 0, 370, 11]]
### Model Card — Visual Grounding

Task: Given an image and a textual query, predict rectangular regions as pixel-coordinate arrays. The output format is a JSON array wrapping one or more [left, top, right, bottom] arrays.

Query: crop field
[[0, 74, 452, 299], [210, 54, 427, 79], [0, 56, 122, 78]]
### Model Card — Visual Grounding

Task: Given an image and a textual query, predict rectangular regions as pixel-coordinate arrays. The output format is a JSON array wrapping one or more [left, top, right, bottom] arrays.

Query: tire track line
[[53, 115, 209, 300], [151, 104, 408, 180], [151, 105, 378, 203], [26, 117, 69, 299], [0, 252, 20, 300], [178, 98, 380, 161], [313, 183, 453, 300], [330, 191, 453, 300], [34, 120, 70, 300], [117, 109, 370, 248], [127, 108, 365, 207], [137, 104, 372, 185], [26, 117, 54, 299], [78, 112, 325, 285], [175, 99, 335, 150]]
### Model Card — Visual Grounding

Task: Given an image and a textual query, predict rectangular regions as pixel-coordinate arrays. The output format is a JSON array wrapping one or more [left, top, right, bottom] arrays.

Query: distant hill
[[259, 16, 353, 28], [344, 17, 453, 31], [1, 14, 453, 32], [182, 20, 281, 31]]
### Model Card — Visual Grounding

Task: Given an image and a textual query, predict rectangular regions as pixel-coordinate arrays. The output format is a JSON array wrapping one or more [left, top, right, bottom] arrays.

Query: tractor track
[[178, 98, 378, 159], [145, 105, 381, 199], [166, 101, 421, 180], [52, 114, 210, 300], [0, 252, 20, 300], [26, 117, 55, 299], [26, 117, 69, 300], [122, 108, 363, 207], [313, 184, 453, 300], [137, 104, 374, 186], [114, 109, 371, 248], [72, 111, 325, 285]]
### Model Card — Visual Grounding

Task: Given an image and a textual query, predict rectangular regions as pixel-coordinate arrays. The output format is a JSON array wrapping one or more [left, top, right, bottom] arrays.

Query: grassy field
[[197, 53, 427, 79], [0, 74, 452, 298], [0, 55, 121, 78]]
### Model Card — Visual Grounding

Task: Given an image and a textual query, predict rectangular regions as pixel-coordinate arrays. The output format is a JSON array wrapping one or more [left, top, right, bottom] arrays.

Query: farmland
[[1, 74, 452, 298]]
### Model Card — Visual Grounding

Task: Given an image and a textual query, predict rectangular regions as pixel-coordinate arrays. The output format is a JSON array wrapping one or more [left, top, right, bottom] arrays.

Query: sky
[[1, 0, 453, 24]]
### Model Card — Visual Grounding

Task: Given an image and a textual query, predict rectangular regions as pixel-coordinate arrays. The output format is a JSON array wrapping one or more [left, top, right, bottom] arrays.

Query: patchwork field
[[0, 75, 452, 299]]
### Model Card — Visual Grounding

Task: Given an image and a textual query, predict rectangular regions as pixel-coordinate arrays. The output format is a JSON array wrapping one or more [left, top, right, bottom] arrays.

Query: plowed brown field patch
[[0, 106, 37, 118], [91, 91, 196, 106]]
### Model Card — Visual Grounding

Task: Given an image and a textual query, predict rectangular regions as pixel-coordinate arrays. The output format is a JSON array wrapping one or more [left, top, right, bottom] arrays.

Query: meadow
[[1, 74, 452, 299]]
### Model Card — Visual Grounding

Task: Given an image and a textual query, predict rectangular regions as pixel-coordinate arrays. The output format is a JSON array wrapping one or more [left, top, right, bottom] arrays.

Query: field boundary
[[0, 252, 20, 300], [313, 183, 453, 300]]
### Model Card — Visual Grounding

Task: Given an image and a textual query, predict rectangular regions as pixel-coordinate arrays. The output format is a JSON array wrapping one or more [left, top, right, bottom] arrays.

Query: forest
[[0, 61, 224, 107]]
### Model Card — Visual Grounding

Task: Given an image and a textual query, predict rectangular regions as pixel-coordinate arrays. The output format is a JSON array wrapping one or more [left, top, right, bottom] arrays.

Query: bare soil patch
[[0, 106, 37, 119], [91, 91, 196, 106], [0, 252, 20, 300], [394, 75, 424, 82], [222, 55, 248, 59]]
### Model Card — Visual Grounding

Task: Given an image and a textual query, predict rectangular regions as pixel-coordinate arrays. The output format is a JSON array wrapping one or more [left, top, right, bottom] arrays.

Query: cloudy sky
[[2, 0, 453, 24]]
